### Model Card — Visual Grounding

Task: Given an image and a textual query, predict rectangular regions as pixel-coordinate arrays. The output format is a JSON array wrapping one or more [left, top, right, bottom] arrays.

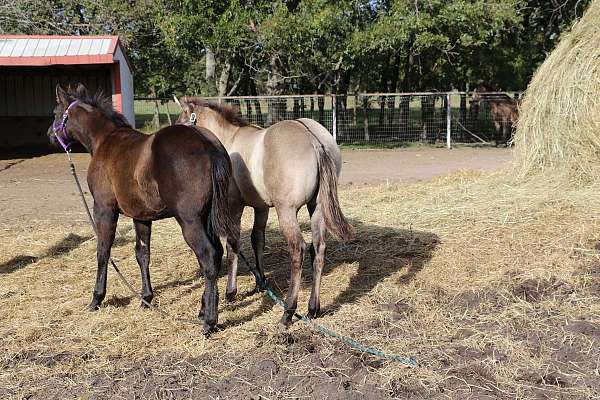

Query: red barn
[[0, 35, 134, 149]]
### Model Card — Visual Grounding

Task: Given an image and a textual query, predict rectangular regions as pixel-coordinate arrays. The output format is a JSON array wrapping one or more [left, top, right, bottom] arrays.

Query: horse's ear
[[56, 84, 69, 106], [76, 83, 89, 99]]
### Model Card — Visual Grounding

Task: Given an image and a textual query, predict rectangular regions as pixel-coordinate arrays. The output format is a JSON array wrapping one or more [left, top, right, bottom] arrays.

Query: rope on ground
[[238, 252, 418, 367]]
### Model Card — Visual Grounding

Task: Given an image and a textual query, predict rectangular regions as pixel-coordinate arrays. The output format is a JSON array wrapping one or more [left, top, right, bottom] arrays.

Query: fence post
[[332, 94, 337, 144], [446, 93, 452, 149]]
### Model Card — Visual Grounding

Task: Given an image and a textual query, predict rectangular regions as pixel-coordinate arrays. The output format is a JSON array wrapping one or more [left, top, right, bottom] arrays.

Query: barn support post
[[332, 94, 337, 144], [446, 93, 452, 149]]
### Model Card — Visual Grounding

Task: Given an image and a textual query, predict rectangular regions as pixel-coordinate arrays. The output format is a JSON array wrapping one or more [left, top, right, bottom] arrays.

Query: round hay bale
[[514, 0, 600, 182]]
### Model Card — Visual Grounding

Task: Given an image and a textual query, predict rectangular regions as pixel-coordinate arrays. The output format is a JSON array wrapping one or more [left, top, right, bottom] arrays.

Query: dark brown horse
[[472, 85, 519, 145], [48, 84, 234, 333]]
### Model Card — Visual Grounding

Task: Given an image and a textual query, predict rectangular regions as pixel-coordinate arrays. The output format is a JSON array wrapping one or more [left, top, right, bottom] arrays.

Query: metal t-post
[[332, 94, 337, 144], [446, 93, 452, 149]]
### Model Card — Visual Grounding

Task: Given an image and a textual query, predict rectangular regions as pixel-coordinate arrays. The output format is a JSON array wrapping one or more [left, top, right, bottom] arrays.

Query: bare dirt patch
[[339, 147, 512, 185]]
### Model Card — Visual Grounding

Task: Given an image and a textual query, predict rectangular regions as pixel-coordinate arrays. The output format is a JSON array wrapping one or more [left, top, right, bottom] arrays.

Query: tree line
[[0, 0, 590, 98]]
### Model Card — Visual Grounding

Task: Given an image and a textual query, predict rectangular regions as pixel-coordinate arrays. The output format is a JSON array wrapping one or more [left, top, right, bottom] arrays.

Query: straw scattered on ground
[[1, 168, 599, 399]]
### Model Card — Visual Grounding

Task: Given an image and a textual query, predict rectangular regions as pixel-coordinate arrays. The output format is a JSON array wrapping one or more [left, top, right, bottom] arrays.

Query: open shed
[[0, 35, 134, 149]]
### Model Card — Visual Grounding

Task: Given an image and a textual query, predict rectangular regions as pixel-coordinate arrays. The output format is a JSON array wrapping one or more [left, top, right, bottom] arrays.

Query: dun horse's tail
[[210, 152, 236, 239], [299, 120, 355, 241]]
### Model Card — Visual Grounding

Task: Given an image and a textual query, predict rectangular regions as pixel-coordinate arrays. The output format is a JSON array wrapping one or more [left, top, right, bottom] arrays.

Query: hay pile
[[514, 0, 600, 182]]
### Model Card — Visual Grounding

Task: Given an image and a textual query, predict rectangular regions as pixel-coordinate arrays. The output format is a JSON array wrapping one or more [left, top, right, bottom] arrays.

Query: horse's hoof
[[202, 322, 219, 336], [87, 302, 100, 312], [307, 306, 320, 319], [280, 313, 294, 328], [225, 289, 237, 303], [254, 278, 268, 293], [140, 294, 153, 308]]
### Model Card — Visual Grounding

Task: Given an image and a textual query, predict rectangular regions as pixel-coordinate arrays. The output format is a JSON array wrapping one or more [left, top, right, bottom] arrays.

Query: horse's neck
[[209, 121, 240, 149], [81, 116, 119, 154]]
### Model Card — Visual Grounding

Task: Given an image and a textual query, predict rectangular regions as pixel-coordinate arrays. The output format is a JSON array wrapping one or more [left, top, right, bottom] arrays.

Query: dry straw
[[514, 0, 600, 183]]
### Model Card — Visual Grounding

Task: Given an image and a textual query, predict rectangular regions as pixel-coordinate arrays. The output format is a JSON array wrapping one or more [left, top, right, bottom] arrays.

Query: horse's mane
[[69, 87, 132, 128], [186, 97, 249, 127]]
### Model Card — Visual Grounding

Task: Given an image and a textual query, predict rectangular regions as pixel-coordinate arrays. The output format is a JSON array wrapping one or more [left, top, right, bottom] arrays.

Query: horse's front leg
[[134, 219, 153, 307], [251, 207, 269, 292], [89, 203, 118, 310], [225, 200, 243, 301]]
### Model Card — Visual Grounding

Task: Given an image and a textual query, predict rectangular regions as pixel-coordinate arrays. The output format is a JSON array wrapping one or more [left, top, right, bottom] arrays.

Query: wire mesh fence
[[134, 92, 521, 147]]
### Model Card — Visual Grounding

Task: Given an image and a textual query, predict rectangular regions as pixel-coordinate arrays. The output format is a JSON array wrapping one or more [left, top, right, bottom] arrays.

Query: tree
[[0, 0, 593, 96]]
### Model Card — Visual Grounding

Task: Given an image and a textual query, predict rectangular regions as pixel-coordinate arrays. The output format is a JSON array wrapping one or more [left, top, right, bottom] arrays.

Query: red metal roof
[[0, 35, 125, 67]]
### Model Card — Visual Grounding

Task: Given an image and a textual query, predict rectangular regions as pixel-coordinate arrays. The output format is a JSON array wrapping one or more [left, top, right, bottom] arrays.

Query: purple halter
[[52, 100, 79, 152]]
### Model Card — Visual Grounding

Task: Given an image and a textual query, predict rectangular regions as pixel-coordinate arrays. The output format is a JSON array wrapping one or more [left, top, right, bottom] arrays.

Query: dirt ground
[[3, 147, 600, 399], [339, 147, 512, 185], [0, 147, 511, 225]]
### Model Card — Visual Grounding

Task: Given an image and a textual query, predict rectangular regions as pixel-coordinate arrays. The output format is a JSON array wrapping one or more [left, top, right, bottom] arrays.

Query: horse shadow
[[0, 226, 133, 276], [0, 233, 90, 275], [14, 217, 436, 330], [221, 218, 439, 327]]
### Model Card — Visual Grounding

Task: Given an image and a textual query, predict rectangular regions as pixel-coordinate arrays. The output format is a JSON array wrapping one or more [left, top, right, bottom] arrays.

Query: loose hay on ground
[[1, 170, 600, 398]]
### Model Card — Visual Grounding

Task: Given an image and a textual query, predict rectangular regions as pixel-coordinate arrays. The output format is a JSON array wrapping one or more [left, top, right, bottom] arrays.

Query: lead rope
[[64, 151, 416, 367], [236, 252, 417, 368]]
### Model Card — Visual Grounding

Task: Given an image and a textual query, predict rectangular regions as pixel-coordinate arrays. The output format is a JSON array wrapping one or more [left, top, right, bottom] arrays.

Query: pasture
[[1, 149, 599, 399]]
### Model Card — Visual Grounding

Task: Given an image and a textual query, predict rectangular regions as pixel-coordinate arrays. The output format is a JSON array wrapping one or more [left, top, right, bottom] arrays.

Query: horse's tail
[[210, 150, 236, 239], [298, 120, 355, 241]]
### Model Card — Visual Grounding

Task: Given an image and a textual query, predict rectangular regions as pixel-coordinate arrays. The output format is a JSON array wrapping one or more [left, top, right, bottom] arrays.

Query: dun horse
[[472, 85, 519, 145], [48, 84, 234, 334], [175, 98, 354, 326]]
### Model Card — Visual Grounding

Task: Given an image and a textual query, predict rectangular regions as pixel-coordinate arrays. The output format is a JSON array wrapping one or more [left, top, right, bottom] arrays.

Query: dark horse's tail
[[210, 151, 236, 239], [298, 120, 355, 241]]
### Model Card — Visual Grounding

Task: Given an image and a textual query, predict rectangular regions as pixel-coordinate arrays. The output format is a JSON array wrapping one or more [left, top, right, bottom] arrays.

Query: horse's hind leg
[[134, 219, 153, 307], [307, 200, 326, 318], [276, 205, 306, 326], [179, 218, 223, 334], [250, 207, 269, 291], [89, 204, 118, 310]]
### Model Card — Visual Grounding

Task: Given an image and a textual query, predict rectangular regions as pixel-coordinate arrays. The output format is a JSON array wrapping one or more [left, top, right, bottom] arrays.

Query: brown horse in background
[[175, 97, 354, 326], [472, 85, 519, 145], [48, 84, 234, 334]]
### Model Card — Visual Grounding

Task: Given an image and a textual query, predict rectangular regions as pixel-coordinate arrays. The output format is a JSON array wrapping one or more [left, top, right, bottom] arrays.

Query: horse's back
[[261, 118, 339, 207]]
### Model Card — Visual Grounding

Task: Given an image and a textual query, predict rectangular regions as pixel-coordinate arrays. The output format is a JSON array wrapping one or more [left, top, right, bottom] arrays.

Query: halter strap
[[52, 100, 79, 152]]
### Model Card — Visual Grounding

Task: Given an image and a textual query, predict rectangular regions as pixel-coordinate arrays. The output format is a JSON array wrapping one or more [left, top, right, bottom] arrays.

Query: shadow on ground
[[221, 218, 438, 328], [0, 227, 133, 276]]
